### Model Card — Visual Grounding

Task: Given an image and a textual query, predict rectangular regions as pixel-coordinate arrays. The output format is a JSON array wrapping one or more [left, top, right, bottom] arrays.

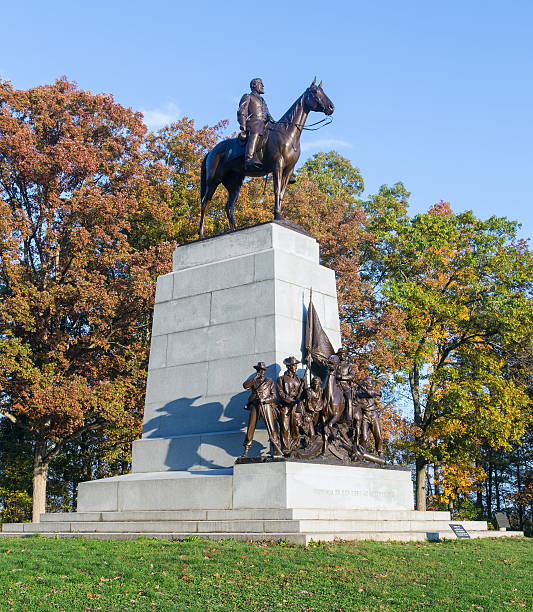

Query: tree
[[376, 203, 533, 509], [0, 78, 173, 521]]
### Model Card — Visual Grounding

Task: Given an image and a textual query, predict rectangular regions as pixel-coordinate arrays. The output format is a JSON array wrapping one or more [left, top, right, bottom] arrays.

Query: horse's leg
[[222, 173, 243, 231], [372, 414, 384, 456], [272, 158, 284, 220], [198, 152, 221, 239], [272, 165, 293, 219], [199, 181, 220, 239]]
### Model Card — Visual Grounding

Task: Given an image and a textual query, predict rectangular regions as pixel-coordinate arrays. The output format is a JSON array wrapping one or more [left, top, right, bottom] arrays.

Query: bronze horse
[[321, 357, 363, 457], [198, 79, 334, 239]]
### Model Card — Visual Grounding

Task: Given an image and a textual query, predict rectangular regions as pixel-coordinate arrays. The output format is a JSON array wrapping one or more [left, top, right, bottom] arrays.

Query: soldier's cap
[[283, 356, 300, 366], [253, 362, 267, 371]]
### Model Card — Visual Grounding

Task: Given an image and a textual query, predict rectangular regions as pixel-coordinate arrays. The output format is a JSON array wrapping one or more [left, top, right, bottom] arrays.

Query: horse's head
[[304, 77, 334, 116]]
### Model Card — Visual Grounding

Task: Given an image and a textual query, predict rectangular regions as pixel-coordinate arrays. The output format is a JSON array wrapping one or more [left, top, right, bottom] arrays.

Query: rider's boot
[[288, 171, 296, 184], [244, 132, 261, 170]]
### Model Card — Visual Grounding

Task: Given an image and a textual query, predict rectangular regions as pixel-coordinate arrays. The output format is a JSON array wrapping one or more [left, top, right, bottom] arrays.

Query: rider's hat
[[283, 356, 299, 366], [253, 361, 267, 371]]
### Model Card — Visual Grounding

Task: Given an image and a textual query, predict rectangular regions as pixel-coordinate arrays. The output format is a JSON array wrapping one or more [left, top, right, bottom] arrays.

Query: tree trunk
[[434, 465, 440, 498], [415, 456, 427, 511], [495, 467, 501, 511], [448, 496, 454, 517], [516, 461, 523, 529], [32, 441, 49, 523], [475, 460, 484, 516], [487, 459, 493, 517]]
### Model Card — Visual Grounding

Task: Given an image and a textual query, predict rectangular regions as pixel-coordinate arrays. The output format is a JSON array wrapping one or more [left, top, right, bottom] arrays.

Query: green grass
[[0, 536, 531, 611]]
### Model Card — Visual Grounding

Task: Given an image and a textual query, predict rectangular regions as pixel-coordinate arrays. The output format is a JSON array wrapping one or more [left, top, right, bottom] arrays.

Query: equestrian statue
[[198, 78, 334, 239]]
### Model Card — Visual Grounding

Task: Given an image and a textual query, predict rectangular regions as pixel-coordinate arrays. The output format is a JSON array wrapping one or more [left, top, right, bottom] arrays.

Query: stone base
[[75, 461, 412, 513], [2, 462, 522, 542], [232, 461, 414, 510], [77, 469, 233, 512]]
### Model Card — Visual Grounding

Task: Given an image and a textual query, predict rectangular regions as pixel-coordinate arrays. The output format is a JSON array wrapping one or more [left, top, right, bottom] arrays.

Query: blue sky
[[1, 0, 532, 239]]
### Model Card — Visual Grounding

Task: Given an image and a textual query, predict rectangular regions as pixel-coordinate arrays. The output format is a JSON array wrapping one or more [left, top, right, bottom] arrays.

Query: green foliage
[[0, 488, 32, 524], [297, 151, 364, 203]]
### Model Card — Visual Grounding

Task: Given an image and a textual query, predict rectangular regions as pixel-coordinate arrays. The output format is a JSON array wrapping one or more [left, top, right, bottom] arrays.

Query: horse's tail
[[200, 154, 207, 202]]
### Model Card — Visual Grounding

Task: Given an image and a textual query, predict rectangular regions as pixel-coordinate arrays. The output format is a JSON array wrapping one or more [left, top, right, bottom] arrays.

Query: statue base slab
[[2, 462, 522, 542]]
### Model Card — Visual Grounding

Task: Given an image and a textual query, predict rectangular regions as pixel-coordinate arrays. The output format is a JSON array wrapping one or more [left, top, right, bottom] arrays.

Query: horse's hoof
[[274, 213, 285, 221]]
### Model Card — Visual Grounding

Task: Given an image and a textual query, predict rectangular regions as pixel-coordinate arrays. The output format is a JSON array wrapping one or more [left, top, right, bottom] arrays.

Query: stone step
[[39, 509, 453, 522], [2, 518, 488, 534], [0, 530, 523, 544]]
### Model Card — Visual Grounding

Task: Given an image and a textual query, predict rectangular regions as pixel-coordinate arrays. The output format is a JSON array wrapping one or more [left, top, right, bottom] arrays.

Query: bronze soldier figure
[[242, 362, 282, 457], [276, 356, 304, 453], [334, 347, 356, 422], [199, 79, 334, 238], [356, 377, 384, 457], [237, 78, 274, 171], [299, 375, 324, 437]]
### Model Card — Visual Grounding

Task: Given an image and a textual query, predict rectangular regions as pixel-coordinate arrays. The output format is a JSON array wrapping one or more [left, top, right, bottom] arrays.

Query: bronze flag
[[305, 292, 334, 363]]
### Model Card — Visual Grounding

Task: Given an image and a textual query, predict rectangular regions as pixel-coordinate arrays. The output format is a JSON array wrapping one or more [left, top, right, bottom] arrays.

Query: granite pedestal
[[133, 221, 341, 473]]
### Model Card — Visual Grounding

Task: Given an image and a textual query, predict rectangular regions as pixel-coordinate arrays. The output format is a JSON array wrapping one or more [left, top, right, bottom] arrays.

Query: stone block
[[273, 249, 336, 296], [72, 521, 199, 533], [117, 472, 233, 511], [201, 520, 265, 533], [132, 429, 270, 472], [210, 280, 275, 325], [100, 510, 208, 521], [324, 294, 342, 335], [155, 273, 173, 303], [275, 280, 308, 322], [165, 327, 208, 367], [207, 319, 256, 361], [144, 361, 208, 406], [172, 255, 254, 299], [206, 352, 276, 396], [151, 293, 211, 337], [77, 471, 233, 512], [40, 512, 101, 523], [205, 509, 295, 520], [78, 480, 119, 512], [148, 334, 167, 370], [253, 250, 275, 282], [274, 315, 306, 358], [254, 315, 276, 353], [173, 224, 277, 271], [271, 223, 319, 262], [142, 390, 254, 438], [22, 522, 71, 532], [233, 462, 414, 510]]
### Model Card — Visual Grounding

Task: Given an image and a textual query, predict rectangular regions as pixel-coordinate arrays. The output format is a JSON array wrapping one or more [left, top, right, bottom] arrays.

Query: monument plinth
[[132, 221, 341, 473], [3, 222, 519, 541]]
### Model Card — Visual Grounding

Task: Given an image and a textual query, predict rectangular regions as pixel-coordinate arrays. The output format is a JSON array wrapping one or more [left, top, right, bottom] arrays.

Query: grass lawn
[[0, 536, 531, 611]]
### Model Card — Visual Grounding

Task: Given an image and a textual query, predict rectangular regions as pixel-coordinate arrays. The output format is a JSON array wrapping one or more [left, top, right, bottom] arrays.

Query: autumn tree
[[374, 203, 533, 509], [0, 78, 173, 521]]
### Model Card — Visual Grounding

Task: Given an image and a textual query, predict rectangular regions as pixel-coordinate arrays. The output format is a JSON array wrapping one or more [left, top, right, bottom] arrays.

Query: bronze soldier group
[[241, 349, 384, 464]]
